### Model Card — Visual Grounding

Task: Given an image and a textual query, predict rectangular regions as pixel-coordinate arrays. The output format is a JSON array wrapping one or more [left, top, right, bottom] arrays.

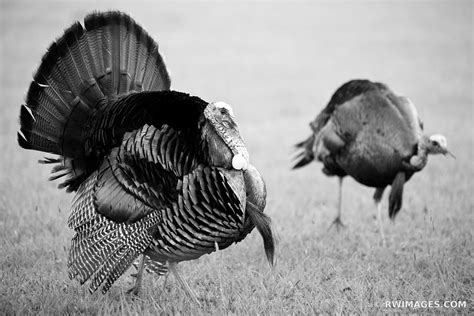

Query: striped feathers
[[121, 124, 200, 178], [148, 165, 246, 263], [133, 255, 168, 276], [67, 171, 161, 294]]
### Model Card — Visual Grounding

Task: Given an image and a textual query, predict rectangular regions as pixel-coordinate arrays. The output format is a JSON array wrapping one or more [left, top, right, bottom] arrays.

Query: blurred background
[[0, 0, 472, 313]]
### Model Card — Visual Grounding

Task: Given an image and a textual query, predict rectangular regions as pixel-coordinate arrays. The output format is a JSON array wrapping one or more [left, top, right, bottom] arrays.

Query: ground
[[0, 0, 472, 314]]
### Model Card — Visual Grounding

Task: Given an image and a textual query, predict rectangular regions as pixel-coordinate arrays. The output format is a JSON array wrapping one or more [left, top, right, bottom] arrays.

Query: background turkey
[[293, 79, 454, 245], [17, 11, 274, 302]]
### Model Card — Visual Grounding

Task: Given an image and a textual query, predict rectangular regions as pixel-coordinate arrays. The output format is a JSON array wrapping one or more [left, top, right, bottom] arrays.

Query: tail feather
[[388, 171, 406, 219], [292, 134, 315, 169], [134, 29, 152, 91], [19, 104, 61, 153], [19, 11, 171, 191], [119, 18, 134, 94], [83, 14, 108, 90], [55, 22, 94, 96]]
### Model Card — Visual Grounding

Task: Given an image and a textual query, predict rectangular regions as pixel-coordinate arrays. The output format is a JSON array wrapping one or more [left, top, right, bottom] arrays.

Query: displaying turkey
[[17, 11, 274, 301], [292, 79, 453, 244]]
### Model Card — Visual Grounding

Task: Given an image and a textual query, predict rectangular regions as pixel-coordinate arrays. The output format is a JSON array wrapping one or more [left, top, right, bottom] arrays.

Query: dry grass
[[0, 0, 472, 314]]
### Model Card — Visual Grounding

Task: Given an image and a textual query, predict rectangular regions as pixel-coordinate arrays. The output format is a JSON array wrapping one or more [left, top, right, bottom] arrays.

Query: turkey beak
[[445, 150, 456, 159]]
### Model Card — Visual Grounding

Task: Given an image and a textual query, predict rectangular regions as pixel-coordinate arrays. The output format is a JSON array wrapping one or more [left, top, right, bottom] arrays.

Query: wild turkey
[[17, 11, 275, 301], [293, 79, 453, 244]]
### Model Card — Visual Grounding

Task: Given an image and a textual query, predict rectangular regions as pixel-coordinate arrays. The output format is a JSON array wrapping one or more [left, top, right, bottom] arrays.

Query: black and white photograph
[[0, 0, 472, 314]]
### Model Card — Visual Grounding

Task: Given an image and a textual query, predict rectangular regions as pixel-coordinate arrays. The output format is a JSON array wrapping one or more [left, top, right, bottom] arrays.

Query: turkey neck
[[408, 135, 429, 170], [202, 106, 249, 170]]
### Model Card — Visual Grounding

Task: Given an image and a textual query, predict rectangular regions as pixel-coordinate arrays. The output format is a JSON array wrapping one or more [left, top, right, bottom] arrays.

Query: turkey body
[[325, 86, 420, 187], [294, 80, 427, 221], [18, 11, 274, 295]]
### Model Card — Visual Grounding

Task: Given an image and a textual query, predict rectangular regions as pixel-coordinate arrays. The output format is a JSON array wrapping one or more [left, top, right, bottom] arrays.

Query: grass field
[[0, 0, 472, 314]]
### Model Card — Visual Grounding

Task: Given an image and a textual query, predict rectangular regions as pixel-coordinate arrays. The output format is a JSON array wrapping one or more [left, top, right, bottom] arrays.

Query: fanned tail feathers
[[292, 134, 315, 169], [67, 172, 160, 293], [83, 11, 170, 96], [18, 11, 170, 191]]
